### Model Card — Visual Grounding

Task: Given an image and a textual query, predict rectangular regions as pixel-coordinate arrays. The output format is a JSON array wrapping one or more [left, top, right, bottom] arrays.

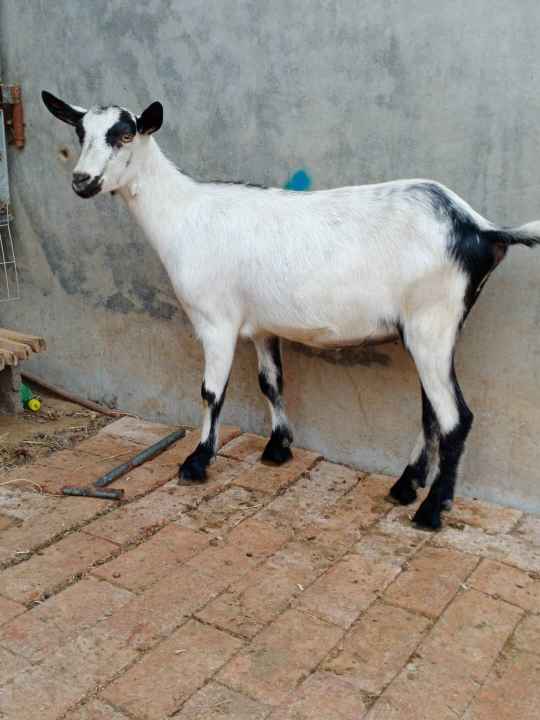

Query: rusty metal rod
[[61, 428, 186, 500], [62, 486, 125, 500], [94, 429, 186, 487]]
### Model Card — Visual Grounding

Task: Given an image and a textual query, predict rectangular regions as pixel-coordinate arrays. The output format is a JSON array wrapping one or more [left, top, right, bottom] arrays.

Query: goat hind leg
[[390, 387, 439, 505], [412, 360, 473, 530], [179, 327, 237, 483], [254, 335, 293, 464]]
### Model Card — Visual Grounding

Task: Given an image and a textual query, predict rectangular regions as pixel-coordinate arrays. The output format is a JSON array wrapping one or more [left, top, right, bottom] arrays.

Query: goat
[[42, 91, 540, 530]]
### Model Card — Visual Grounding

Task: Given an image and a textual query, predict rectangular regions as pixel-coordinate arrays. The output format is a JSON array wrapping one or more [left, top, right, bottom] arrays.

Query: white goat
[[42, 91, 540, 529]]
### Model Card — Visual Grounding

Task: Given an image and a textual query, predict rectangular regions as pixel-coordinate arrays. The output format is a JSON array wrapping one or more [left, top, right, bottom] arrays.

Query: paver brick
[[83, 488, 190, 546], [157, 456, 252, 507], [0, 576, 133, 661], [446, 496, 522, 534], [92, 523, 209, 591], [220, 433, 268, 463], [257, 461, 360, 532], [366, 589, 523, 720], [0, 483, 57, 519], [353, 531, 426, 567], [98, 415, 177, 445], [297, 552, 402, 628], [0, 495, 108, 566], [468, 558, 540, 612], [384, 546, 478, 618], [294, 474, 400, 552], [0, 463, 74, 498], [101, 561, 230, 651], [0, 513, 15, 531], [196, 540, 336, 638], [102, 619, 243, 720], [64, 699, 131, 720], [433, 524, 540, 573], [0, 625, 137, 720], [175, 682, 271, 720], [0, 531, 116, 603], [74, 433, 146, 460], [218, 609, 343, 706], [184, 518, 291, 584], [269, 671, 367, 720], [231, 447, 322, 495], [104, 462, 177, 500], [324, 601, 430, 694], [512, 614, 540, 654], [0, 596, 25, 626], [34, 452, 121, 494], [513, 514, 540, 546], [463, 650, 540, 720], [177, 485, 268, 535], [0, 645, 31, 686]]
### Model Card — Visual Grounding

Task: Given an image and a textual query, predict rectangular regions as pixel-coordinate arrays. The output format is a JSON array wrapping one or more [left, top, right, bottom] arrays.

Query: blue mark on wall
[[284, 169, 312, 191]]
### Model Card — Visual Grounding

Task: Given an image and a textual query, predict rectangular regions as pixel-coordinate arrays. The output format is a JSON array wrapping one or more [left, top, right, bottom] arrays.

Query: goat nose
[[72, 172, 90, 186]]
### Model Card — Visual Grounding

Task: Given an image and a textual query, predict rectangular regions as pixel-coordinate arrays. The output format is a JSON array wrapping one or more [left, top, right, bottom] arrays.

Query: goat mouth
[[72, 176, 103, 198]]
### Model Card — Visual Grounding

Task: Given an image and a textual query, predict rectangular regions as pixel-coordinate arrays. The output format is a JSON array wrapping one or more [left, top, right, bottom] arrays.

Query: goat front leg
[[179, 326, 237, 484], [253, 335, 293, 464]]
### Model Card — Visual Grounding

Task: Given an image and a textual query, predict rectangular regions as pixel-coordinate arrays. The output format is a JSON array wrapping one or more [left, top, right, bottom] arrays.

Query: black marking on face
[[75, 123, 85, 146], [73, 175, 103, 199], [105, 110, 137, 149]]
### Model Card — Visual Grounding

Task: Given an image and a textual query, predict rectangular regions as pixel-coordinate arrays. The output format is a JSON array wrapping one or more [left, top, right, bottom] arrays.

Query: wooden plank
[[0, 329, 46, 353], [0, 338, 31, 361], [0, 347, 17, 367]]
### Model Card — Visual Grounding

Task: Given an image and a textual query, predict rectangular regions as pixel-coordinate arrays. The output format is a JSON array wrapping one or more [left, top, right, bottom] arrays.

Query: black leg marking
[[178, 380, 228, 484], [256, 336, 294, 465], [262, 425, 293, 464], [413, 369, 473, 530], [390, 387, 439, 505]]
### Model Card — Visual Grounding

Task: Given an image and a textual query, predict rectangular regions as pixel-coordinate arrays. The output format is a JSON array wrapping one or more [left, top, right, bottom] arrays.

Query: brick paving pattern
[[0, 417, 539, 718]]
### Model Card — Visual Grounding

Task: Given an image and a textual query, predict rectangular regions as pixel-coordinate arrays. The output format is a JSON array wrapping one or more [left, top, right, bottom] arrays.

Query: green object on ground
[[20, 382, 41, 411]]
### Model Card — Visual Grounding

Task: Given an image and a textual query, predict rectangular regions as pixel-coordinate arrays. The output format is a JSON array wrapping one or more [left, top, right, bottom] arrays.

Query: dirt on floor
[[0, 385, 114, 473]]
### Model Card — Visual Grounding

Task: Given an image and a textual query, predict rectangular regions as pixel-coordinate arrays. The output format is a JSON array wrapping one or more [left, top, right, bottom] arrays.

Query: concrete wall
[[1, 1, 539, 510]]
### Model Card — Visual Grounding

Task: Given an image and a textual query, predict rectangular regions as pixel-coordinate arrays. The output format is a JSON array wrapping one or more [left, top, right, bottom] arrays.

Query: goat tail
[[482, 221, 540, 248]]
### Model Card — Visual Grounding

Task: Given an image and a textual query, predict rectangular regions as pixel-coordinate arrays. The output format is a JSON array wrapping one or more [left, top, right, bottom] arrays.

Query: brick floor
[[1, 418, 539, 718]]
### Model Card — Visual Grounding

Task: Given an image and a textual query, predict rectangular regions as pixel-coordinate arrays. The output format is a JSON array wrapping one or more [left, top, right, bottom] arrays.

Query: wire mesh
[[0, 107, 19, 302], [0, 211, 19, 302]]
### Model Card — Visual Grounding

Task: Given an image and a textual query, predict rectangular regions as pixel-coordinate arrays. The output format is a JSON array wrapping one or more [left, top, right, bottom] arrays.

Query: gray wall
[[1, 1, 539, 510]]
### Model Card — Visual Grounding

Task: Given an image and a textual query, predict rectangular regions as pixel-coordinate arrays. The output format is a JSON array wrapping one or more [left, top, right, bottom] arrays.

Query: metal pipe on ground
[[61, 428, 186, 500]]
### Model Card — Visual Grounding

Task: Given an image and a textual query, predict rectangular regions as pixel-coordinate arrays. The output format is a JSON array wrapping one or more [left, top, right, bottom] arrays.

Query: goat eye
[[121, 134, 134, 144]]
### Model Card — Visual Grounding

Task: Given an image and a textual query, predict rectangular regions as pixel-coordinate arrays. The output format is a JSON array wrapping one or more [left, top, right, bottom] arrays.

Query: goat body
[[42, 92, 540, 530]]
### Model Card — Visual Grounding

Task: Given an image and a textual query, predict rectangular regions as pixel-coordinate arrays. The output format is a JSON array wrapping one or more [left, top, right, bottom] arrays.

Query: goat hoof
[[178, 452, 208, 484], [412, 500, 442, 531], [261, 439, 293, 465], [441, 499, 453, 512], [389, 477, 417, 506]]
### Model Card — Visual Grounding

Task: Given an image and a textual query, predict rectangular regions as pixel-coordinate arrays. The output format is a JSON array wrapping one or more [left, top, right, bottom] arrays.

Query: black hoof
[[261, 438, 293, 465], [413, 499, 442, 531], [178, 448, 210, 484], [441, 499, 453, 512], [389, 472, 418, 506]]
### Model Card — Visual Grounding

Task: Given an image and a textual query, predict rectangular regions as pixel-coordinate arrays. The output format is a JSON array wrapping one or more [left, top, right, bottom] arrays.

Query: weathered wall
[[1, 1, 539, 510]]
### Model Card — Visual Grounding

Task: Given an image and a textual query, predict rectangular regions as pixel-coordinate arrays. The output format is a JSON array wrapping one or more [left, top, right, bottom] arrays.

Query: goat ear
[[42, 91, 86, 126], [137, 102, 163, 135]]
